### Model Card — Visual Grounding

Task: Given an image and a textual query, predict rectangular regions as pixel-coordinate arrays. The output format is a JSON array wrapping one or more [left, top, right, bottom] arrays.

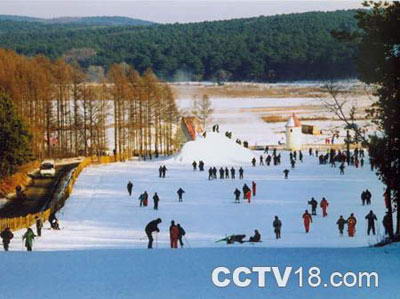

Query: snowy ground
[[2, 132, 397, 298], [177, 94, 375, 146], [11, 135, 386, 250]]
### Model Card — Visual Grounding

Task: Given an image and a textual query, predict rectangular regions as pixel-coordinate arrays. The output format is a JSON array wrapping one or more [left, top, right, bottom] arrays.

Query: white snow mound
[[172, 132, 255, 165]]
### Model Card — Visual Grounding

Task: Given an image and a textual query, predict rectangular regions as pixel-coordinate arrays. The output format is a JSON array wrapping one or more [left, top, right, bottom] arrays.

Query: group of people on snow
[[192, 160, 205, 171], [233, 182, 256, 203], [208, 166, 244, 180], [1, 214, 59, 251], [144, 218, 186, 249], [158, 165, 168, 178]]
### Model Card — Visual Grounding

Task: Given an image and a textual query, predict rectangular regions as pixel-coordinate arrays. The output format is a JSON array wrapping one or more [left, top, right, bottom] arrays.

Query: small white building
[[285, 114, 302, 150]]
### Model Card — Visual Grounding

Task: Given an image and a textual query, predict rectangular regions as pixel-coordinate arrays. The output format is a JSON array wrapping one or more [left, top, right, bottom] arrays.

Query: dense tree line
[[0, 49, 179, 177], [0, 10, 359, 81]]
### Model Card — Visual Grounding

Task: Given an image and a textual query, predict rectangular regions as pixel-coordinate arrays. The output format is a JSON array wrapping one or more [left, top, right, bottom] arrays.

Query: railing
[[0, 154, 129, 232]]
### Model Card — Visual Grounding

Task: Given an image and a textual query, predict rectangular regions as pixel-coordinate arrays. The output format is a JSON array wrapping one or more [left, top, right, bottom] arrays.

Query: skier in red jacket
[[302, 210, 313, 233], [169, 220, 180, 248], [320, 197, 329, 217]]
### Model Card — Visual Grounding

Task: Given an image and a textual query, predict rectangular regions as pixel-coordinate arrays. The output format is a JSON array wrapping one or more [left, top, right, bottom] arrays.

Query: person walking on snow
[[347, 213, 357, 237], [169, 221, 179, 249], [35, 216, 43, 237], [365, 189, 372, 205], [177, 188, 185, 202], [234, 188, 241, 203], [192, 161, 197, 171], [225, 167, 229, 178], [339, 163, 345, 175], [239, 167, 244, 179], [320, 197, 329, 217], [336, 216, 346, 235], [22, 228, 36, 251], [0, 227, 13, 251], [162, 165, 167, 178], [143, 191, 149, 207], [273, 216, 282, 239], [158, 166, 163, 178], [260, 155, 264, 166], [283, 169, 289, 179], [242, 184, 250, 199], [302, 210, 312, 233], [251, 158, 256, 167], [177, 224, 185, 248], [145, 218, 161, 249], [127, 181, 133, 196], [365, 210, 377, 235], [219, 167, 225, 179], [230, 167, 236, 179], [252, 181, 256, 197], [153, 192, 160, 210], [308, 197, 318, 216], [208, 168, 213, 180], [199, 160, 204, 171]]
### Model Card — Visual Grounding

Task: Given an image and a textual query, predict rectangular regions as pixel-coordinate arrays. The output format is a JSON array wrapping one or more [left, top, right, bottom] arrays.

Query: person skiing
[[347, 213, 357, 237], [234, 188, 241, 203], [153, 192, 160, 210], [177, 224, 186, 248], [365, 210, 377, 236], [192, 161, 197, 171], [251, 158, 256, 167], [252, 181, 256, 197], [336, 216, 346, 235], [239, 167, 244, 179], [177, 188, 185, 202], [35, 216, 43, 237], [127, 181, 133, 196], [302, 210, 312, 233], [22, 228, 36, 251], [320, 197, 329, 217], [249, 230, 261, 242], [308, 197, 318, 216], [283, 169, 289, 179], [230, 167, 236, 179], [145, 218, 161, 249], [273, 216, 282, 239], [0, 227, 13, 251], [169, 220, 179, 249]]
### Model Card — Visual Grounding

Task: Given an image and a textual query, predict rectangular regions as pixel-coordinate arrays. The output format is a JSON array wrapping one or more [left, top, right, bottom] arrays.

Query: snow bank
[[172, 132, 255, 165]]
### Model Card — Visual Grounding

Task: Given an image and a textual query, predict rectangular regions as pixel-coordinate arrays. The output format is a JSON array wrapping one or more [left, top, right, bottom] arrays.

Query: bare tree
[[191, 94, 213, 128]]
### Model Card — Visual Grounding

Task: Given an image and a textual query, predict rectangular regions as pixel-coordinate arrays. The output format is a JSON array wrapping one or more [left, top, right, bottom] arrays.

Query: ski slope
[[10, 133, 387, 250], [2, 131, 397, 299]]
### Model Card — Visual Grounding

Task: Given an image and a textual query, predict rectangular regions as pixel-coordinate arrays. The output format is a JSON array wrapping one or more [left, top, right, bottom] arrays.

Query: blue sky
[[0, 1, 363, 23]]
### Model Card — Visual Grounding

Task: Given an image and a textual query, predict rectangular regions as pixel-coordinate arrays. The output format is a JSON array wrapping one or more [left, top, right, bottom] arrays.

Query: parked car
[[39, 160, 56, 177]]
